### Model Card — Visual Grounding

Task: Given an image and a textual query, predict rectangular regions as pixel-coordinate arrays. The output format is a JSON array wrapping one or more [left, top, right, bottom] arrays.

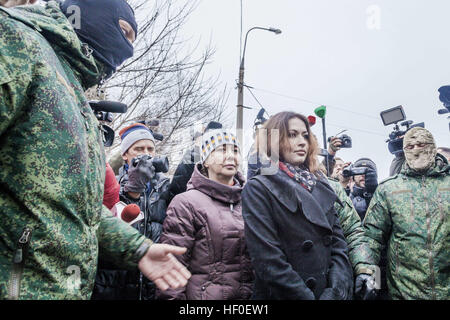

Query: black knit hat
[[353, 158, 377, 172], [204, 121, 223, 133]]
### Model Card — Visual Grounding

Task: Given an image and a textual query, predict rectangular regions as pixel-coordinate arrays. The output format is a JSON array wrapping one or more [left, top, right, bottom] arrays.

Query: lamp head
[[269, 27, 282, 34], [307, 115, 316, 126], [314, 105, 327, 119]]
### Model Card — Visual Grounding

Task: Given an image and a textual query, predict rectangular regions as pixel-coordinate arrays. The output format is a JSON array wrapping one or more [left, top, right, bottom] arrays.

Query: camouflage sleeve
[[333, 188, 373, 273], [97, 205, 150, 270], [328, 179, 377, 275], [360, 186, 392, 268], [0, 13, 33, 136]]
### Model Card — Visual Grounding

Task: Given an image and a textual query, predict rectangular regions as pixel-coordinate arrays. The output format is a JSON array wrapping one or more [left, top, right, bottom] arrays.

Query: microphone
[[121, 204, 141, 223], [89, 100, 128, 114]]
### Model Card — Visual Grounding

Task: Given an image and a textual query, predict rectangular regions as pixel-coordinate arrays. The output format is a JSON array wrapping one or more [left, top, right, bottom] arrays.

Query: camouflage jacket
[[0, 3, 149, 299], [327, 179, 372, 275], [359, 155, 449, 300]]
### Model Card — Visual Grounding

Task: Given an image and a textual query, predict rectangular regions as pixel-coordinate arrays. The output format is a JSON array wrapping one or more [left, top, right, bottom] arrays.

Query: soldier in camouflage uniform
[[355, 127, 449, 300], [327, 179, 373, 277], [0, 0, 190, 300]]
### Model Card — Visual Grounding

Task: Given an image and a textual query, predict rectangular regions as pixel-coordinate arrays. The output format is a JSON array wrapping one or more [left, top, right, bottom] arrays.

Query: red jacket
[[103, 163, 120, 210]]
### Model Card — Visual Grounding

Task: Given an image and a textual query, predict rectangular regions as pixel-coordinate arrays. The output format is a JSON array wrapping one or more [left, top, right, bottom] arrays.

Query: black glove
[[319, 287, 343, 300], [355, 274, 378, 300], [124, 155, 155, 194], [364, 169, 378, 195], [319, 269, 352, 300]]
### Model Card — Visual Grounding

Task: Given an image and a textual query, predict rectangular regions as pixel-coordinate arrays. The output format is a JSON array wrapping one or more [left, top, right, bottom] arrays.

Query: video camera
[[437, 86, 450, 131], [342, 165, 368, 178], [380, 105, 424, 155], [438, 85, 450, 111], [131, 154, 169, 173], [327, 130, 352, 148], [89, 100, 127, 147]]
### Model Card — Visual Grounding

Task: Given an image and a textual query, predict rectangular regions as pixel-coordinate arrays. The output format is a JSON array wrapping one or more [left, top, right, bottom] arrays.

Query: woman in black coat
[[242, 111, 353, 300]]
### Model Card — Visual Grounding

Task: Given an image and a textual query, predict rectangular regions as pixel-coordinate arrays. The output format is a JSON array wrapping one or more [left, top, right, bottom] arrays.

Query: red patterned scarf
[[279, 161, 317, 192]]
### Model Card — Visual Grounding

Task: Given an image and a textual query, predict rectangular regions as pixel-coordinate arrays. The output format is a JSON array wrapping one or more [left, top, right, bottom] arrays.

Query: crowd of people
[[0, 0, 448, 301]]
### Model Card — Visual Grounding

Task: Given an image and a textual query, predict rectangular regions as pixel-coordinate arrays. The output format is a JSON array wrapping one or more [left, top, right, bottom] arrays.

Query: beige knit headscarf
[[403, 127, 437, 172]]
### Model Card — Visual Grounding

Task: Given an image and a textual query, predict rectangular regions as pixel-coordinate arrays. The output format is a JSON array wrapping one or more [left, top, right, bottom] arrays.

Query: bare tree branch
[[103, 0, 229, 173]]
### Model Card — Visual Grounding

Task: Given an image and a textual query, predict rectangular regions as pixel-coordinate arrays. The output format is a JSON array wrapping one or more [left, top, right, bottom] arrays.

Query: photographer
[[380, 106, 425, 177], [322, 136, 342, 175], [92, 123, 171, 300], [347, 158, 378, 221], [330, 157, 352, 191]]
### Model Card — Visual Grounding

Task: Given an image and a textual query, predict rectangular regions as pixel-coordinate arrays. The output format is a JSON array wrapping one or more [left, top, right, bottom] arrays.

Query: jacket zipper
[[422, 175, 436, 299], [395, 242, 399, 278], [8, 227, 32, 300], [139, 188, 151, 300]]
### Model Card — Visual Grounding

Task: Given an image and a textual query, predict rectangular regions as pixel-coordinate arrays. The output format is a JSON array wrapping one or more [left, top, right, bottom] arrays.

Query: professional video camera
[[327, 130, 352, 148], [89, 100, 127, 147], [438, 85, 450, 111], [131, 154, 169, 173], [380, 105, 424, 155], [437, 85, 450, 131]]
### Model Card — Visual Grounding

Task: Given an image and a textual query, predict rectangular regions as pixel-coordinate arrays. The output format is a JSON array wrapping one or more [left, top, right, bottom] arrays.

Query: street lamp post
[[236, 26, 281, 145]]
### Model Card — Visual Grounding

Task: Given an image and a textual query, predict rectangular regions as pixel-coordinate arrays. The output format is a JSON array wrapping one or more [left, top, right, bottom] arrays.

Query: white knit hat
[[119, 123, 155, 155], [200, 129, 240, 163]]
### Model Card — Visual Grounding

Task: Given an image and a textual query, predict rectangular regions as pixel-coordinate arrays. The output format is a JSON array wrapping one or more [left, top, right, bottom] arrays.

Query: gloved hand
[[319, 271, 352, 300], [319, 287, 343, 300], [124, 155, 155, 194], [364, 169, 378, 195], [355, 273, 378, 300]]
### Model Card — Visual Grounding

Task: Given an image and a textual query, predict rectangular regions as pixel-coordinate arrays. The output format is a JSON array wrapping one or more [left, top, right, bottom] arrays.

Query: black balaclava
[[61, 0, 138, 79]]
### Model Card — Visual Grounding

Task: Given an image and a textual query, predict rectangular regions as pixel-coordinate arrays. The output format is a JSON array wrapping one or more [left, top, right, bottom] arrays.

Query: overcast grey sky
[[180, 0, 449, 178]]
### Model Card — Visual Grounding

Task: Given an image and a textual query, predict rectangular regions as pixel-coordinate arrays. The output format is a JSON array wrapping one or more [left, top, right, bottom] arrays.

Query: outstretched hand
[[138, 243, 191, 291]]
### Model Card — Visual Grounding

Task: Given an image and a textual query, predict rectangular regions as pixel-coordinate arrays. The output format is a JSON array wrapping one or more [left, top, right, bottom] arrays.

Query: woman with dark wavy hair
[[242, 111, 354, 300]]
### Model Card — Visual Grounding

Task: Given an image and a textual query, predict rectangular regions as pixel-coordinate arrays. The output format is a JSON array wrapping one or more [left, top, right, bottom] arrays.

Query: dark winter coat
[[242, 168, 354, 300], [91, 169, 170, 300], [349, 186, 370, 220], [167, 147, 199, 204], [157, 164, 254, 300]]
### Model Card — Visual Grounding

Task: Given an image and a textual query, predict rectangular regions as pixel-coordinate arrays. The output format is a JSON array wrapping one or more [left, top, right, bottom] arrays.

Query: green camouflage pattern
[[358, 155, 450, 300], [0, 2, 147, 299], [328, 179, 373, 274]]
